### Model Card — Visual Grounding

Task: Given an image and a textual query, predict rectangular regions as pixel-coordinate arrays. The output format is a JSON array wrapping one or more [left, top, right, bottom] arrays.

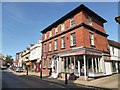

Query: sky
[[2, 2, 118, 60]]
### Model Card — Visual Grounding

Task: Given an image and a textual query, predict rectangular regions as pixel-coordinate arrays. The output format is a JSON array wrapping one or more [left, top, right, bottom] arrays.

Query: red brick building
[[41, 4, 110, 80]]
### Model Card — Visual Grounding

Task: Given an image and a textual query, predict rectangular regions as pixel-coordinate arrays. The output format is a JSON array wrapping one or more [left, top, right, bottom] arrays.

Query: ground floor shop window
[[112, 61, 117, 72], [43, 59, 46, 68]]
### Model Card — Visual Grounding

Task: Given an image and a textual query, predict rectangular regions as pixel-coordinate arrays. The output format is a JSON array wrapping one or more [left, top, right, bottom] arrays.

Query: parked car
[[15, 67, 23, 72], [1, 66, 7, 70]]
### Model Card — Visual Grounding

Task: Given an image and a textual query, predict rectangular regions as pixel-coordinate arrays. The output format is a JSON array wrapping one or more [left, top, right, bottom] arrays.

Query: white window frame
[[61, 23, 65, 31], [49, 30, 52, 37], [89, 33, 95, 46], [49, 42, 52, 52], [61, 37, 65, 49], [70, 33, 76, 46], [70, 17, 75, 27], [88, 16, 92, 25], [54, 40, 58, 50], [44, 33, 47, 40]]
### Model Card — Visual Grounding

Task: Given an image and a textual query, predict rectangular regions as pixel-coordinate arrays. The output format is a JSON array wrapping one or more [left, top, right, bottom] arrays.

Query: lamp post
[[39, 61, 42, 78], [65, 72, 68, 84]]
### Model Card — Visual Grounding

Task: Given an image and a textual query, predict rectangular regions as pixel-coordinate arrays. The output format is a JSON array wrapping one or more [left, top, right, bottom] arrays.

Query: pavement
[[8, 68, 120, 90]]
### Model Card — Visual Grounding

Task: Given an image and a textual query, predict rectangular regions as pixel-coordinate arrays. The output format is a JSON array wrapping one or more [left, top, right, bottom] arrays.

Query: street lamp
[[40, 61, 42, 79], [115, 16, 120, 24]]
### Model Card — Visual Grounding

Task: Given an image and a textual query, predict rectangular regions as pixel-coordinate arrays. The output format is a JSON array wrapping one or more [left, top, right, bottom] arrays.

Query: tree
[[5, 55, 14, 67]]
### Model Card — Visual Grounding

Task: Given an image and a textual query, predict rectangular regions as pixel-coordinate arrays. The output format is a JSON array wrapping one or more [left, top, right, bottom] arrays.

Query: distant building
[[0, 53, 6, 67], [29, 40, 42, 72], [108, 39, 120, 74], [13, 60, 18, 67], [16, 52, 23, 67], [41, 4, 110, 80], [21, 47, 31, 70]]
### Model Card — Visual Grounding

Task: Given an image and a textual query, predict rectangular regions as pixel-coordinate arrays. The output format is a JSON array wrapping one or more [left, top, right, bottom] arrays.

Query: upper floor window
[[49, 42, 52, 52], [55, 27, 58, 35], [61, 23, 65, 31], [88, 16, 92, 25], [49, 30, 52, 37], [43, 44, 46, 52], [54, 40, 58, 50], [44, 33, 47, 40], [70, 17, 75, 27], [70, 33, 76, 46], [112, 47, 114, 55], [61, 37, 65, 49], [89, 33, 95, 46]]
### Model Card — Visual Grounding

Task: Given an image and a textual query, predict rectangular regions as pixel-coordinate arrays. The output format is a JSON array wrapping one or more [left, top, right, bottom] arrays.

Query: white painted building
[[106, 39, 120, 74], [29, 40, 42, 72], [0, 53, 6, 67]]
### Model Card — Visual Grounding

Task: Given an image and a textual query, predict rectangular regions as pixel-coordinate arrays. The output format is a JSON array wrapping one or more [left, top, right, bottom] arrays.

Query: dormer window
[[88, 16, 92, 25]]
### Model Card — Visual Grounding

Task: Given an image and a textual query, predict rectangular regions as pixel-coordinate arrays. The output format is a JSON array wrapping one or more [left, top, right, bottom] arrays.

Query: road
[[2, 69, 106, 90]]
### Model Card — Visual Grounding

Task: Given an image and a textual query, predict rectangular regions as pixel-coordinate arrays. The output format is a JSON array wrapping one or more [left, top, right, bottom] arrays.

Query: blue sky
[[2, 2, 118, 60]]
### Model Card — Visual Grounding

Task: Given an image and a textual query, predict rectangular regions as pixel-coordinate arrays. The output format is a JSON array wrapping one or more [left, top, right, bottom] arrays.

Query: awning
[[26, 62, 32, 66]]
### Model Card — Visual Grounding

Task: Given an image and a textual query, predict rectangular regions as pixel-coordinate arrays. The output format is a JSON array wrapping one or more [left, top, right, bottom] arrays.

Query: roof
[[41, 4, 107, 33], [115, 16, 120, 24], [108, 39, 120, 49]]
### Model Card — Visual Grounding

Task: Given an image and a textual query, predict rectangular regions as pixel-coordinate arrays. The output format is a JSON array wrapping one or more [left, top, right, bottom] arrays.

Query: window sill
[[54, 49, 58, 51], [48, 51, 52, 52], [61, 47, 65, 50], [70, 44, 76, 48], [43, 67, 46, 69], [90, 45, 95, 47]]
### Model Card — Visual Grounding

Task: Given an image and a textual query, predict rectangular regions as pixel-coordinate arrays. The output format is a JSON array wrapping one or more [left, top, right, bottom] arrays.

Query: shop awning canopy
[[26, 62, 32, 66]]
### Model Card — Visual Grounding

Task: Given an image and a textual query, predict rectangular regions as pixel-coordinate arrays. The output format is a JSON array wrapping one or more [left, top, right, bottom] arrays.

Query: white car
[[15, 67, 23, 72]]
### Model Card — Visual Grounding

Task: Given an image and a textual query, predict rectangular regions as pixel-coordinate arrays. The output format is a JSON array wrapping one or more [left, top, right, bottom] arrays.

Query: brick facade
[[41, 4, 110, 75]]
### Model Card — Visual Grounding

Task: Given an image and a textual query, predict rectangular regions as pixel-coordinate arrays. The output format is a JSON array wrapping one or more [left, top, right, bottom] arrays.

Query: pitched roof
[[41, 4, 107, 33], [108, 39, 120, 49]]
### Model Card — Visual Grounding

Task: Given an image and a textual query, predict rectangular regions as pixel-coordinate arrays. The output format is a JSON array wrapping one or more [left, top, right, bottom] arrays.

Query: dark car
[[1, 66, 7, 70]]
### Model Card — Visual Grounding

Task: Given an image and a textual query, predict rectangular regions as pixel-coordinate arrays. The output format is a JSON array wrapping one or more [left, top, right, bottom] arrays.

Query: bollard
[[65, 73, 67, 84], [26, 69, 28, 75], [40, 70, 42, 78]]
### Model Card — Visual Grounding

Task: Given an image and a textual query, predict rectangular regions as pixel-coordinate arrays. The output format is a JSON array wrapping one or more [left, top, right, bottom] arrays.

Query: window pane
[[54, 40, 58, 50], [49, 30, 52, 37], [89, 33, 94, 46], [70, 33, 76, 46], [44, 34, 46, 39], [44, 44, 46, 52], [70, 17, 75, 26], [49, 42, 52, 51], [88, 16, 92, 25], [61, 23, 65, 31], [43, 59, 46, 67], [61, 37, 65, 48]]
